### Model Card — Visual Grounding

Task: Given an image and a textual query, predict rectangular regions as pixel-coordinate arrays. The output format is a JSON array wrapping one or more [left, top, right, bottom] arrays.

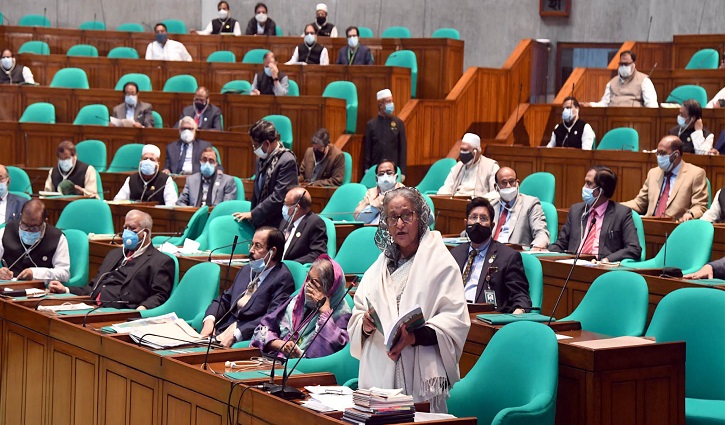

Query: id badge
[[484, 289, 497, 306]]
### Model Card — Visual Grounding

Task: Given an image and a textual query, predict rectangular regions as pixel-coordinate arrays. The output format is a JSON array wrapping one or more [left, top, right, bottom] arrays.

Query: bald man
[[49, 210, 174, 310], [278, 186, 328, 264]]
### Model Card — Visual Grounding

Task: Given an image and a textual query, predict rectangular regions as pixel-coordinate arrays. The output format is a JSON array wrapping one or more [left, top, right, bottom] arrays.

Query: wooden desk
[[430, 196, 469, 235]]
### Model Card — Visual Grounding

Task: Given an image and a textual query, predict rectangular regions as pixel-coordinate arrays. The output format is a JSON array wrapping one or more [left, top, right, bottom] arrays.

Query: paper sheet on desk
[[307, 393, 355, 412], [569, 336, 655, 349], [158, 239, 201, 254], [555, 259, 597, 266], [415, 412, 457, 422]]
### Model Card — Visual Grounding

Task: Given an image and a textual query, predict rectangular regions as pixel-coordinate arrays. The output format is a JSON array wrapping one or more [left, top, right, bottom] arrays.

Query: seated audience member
[[298, 128, 345, 186], [114, 144, 178, 205], [684, 256, 725, 280], [490, 167, 549, 250], [437, 133, 499, 198], [245, 2, 277, 35], [336, 26, 373, 65], [110, 82, 154, 128], [250, 51, 289, 96], [706, 86, 725, 108], [1, 49, 35, 84], [44, 140, 98, 198], [712, 130, 725, 155], [178, 87, 223, 130], [667, 99, 714, 154], [449, 197, 531, 312], [251, 255, 350, 358], [0, 164, 27, 224], [176, 147, 236, 207], [622, 135, 708, 220], [354, 159, 404, 224], [546, 96, 595, 149], [145, 23, 192, 61], [582, 50, 658, 108], [550, 166, 641, 262], [49, 210, 174, 310], [286, 24, 329, 65], [163, 117, 214, 175], [190, 1, 241, 35], [200, 227, 295, 346], [363, 89, 407, 173], [280, 187, 328, 263], [0, 199, 69, 281], [309, 3, 337, 37], [697, 187, 724, 223]]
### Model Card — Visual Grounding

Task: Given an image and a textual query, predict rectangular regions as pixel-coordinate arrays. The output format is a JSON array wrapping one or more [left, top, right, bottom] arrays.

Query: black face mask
[[460, 151, 474, 164], [316, 16, 326, 26], [466, 223, 491, 244], [313, 149, 325, 161], [194, 101, 206, 111]]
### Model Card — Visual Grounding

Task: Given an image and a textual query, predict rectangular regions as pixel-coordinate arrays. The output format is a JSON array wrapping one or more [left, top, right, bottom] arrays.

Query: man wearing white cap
[[114, 144, 179, 205], [310, 3, 337, 37], [437, 133, 499, 198], [363, 89, 407, 174]]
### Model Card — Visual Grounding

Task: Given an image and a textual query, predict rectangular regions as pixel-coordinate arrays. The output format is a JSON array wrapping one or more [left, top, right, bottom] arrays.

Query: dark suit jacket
[[163, 138, 213, 175], [179, 104, 223, 130], [450, 240, 531, 312], [251, 150, 299, 228], [279, 212, 328, 264], [710, 257, 725, 279], [549, 201, 642, 262], [244, 17, 277, 36], [112, 101, 154, 128], [4, 193, 27, 224], [69, 246, 174, 309], [205, 262, 294, 340], [335, 45, 374, 65]]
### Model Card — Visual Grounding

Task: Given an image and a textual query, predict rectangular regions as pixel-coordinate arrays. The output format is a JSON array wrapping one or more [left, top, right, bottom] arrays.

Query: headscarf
[[374, 187, 432, 264]]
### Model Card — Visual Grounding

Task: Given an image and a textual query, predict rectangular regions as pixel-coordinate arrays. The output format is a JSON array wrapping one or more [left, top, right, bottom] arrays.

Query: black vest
[[255, 70, 287, 95], [2, 221, 62, 275], [50, 160, 89, 191], [298, 42, 324, 64], [668, 126, 713, 154], [211, 17, 238, 34], [313, 22, 335, 37], [128, 172, 170, 204], [0, 65, 26, 84], [718, 186, 725, 222], [553, 119, 587, 148]]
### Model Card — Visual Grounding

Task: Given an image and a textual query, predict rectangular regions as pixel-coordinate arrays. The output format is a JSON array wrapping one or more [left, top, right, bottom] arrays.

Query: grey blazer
[[4, 193, 27, 224], [709, 257, 725, 279], [112, 101, 154, 128], [491, 193, 550, 248], [176, 172, 237, 207]]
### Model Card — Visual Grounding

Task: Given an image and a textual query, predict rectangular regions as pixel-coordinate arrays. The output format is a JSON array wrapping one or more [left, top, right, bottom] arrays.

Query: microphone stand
[[202, 236, 238, 370], [83, 295, 130, 328], [207, 239, 251, 262]]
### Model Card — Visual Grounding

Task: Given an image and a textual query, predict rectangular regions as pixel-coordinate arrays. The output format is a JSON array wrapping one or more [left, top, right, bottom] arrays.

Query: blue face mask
[[200, 162, 216, 177], [384, 102, 395, 114], [676, 115, 688, 128], [582, 186, 598, 206], [139, 159, 157, 176], [0, 182, 7, 198], [19, 229, 42, 246], [122, 229, 141, 251], [282, 204, 291, 222], [657, 154, 674, 172], [155, 33, 167, 44], [264, 67, 272, 77], [562, 108, 573, 122], [249, 250, 271, 273]]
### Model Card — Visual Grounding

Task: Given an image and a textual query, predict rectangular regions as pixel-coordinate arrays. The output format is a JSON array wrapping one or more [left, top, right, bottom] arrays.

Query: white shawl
[[349, 230, 471, 404]]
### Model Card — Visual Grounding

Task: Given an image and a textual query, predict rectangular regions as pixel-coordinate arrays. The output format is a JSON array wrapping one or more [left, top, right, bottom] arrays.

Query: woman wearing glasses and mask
[[349, 187, 470, 413]]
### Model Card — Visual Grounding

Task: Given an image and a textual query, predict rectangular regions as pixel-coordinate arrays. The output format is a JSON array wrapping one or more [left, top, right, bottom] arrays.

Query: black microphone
[[207, 239, 251, 261], [142, 184, 167, 203], [646, 16, 653, 42], [135, 333, 221, 349], [547, 216, 597, 326], [156, 226, 189, 246], [109, 232, 122, 245], [659, 231, 670, 278], [83, 292, 131, 328]]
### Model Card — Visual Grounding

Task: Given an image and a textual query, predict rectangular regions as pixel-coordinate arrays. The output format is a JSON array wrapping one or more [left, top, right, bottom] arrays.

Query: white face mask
[[498, 186, 518, 203], [58, 158, 74, 173], [255, 12, 267, 23], [1, 57, 13, 69], [218, 9, 229, 19], [618, 64, 633, 79], [377, 174, 397, 192], [304, 34, 316, 45], [254, 144, 268, 159], [180, 129, 194, 143], [348, 36, 359, 49]]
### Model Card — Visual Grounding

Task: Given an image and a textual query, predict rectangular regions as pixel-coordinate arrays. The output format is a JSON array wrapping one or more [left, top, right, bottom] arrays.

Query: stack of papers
[[343, 388, 415, 424], [301, 386, 355, 413], [110, 312, 179, 334], [128, 316, 208, 349]]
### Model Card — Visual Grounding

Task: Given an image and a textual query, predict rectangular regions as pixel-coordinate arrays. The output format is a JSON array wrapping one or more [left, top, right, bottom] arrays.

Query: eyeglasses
[[0, 174, 8, 182], [304, 32, 316, 35], [179, 127, 195, 132], [467, 214, 490, 224], [200, 158, 217, 165], [248, 242, 265, 251], [386, 211, 416, 226], [20, 222, 44, 232], [376, 170, 396, 176], [496, 179, 517, 188]]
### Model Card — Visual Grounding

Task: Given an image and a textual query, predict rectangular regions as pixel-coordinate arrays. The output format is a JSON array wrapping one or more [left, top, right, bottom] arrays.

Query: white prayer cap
[[142, 144, 161, 158], [377, 89, 392, 101], [316, 3, 328, 12], [461, 133, 481, 149]]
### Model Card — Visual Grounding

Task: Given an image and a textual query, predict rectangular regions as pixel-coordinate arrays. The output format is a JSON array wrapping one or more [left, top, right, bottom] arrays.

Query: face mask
[[618, 64, 633, 79], [499, 186, 518, 203], [316, 16, 326, 26], [0, 182, 6, 198], [384, 102, 394, 114], [264, 67, 272, 77], [466, 223, 491, 245], [122, 228, 141, 251], [155, 33, 167, 44], [304, 34, 316, 45], [255, 13, 267, 23], [218, 9, 229, 19], [562, 108, 573, 122], [200, 162, 215, 177], [582, 186, 598, 206], [125, 95, 137, 107], [20, 229, 42, 246], [194, 101, 206, 111], [249, 250, 271, 273], [377, 174, 397, 192], [139, 159, 157, 176], [180, 129, 195, 143], [676, 115, 688, 128], [348, 36, 359, 49], [460, 150, 474, 164], [58, 158, 74, 173], [254, 143, 268, 159], [1, 57, 13, 69], [657, 153, 675, 172], [313, 149, 325, 161], [282, 204, 297, 222]]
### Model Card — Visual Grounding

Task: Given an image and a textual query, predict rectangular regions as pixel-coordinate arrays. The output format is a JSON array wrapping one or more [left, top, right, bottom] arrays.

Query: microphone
[[659, 231, 670, 277], [109, 232, 122, 245], [156, 226, 188, 246], [135, 333, 220, 349], [83, 291, 130, 327], [142, 184, 167, 203], [648, 62, 657, 78], [646, 16, 653, 42], [207, 238, 251, 261], [93, 115, 111, 125], [547, 216, 597, 326]]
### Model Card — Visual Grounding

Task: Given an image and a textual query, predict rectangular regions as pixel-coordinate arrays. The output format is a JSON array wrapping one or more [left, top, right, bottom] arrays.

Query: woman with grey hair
[[348, 187, 470, 412]]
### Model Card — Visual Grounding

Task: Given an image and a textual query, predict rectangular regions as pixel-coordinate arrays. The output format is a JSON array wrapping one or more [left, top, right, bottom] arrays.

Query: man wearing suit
[[298, 128, 347, 186], [685, 256, 725, 280], [163, 117, 214, 175], [200, 227, 294, 347], [335, 26, 374, 65], [550, 166, 642, 262], [110, 82, 154, 128], [176, 147, 236, 207], [178, 86, 222, 131], [49, 210, 173, 310], [490, 167, 549, 249], [622, 135, 708, 221], [0, 164, 27, 224], [449, 197, 531, 313], [280, 187, 327, 264], [438, 133, 499, 198]]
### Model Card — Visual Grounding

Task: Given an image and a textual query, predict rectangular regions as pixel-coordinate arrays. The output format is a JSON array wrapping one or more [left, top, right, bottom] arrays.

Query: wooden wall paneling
[[114, 58, 167, 92], [474, 68, 509, 137], [99, 358, 161, 425], [672, 34, 725, 69], [626, 42, 673, 72], [606, 107, 660, 151], [336, 134, 364, 182], [446, 68, 480, 140], [502, 39, 533, 115], [162, 382, 226, 425], [22, 85, 74, 123], [48, 338, 100, 425]]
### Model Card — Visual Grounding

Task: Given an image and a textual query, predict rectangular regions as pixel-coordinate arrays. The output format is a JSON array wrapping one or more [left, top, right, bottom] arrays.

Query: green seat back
[[108, 47, 140, 59], [597, 127, 639, 151], [207, 50, 236, 63], [62, 229, 89, 287], [162, 19, 187, 34], [9, 191, 31, 201], [630, 211, 646, 261], [262, 114, 293, 149], [385, 50, 418, 98], [56, 198, 115, 234], [357, 27, 374, 38], [381, 26, 411, 38], [323, 81, 358, 134], [232, 177, 245, 200], [562, 271, 649, 336], [76, 139, 107, 172], [117, 23, 145, 32], [520, 172, 555, 205], [282, 260, 308, 290], [540, 201, 558, 242], [50, 67, 90, 89], [447, 321, 558, 424], [287, 79, 300, 96], [79, 20, 106, 30], [19, 102, 55, 124], [320, 183, 367, 222], [221, 80, 251, 94], [521, 254, 543, 311], [162, 251, 180, 292], [206, 215, 255, 255], [685, 48, 719, 70], [415, 158, 456, 194], [195, 200, 252, 249], [621, 220, 714, 275], [73, 104, 109, 126], [163, 74, 198, 93], [18, 40, 50, 55], [275, 26, 283, 36], [242, 48, 270, 64], [151, 205, 209, 247], [359, 164, 402, 189], [107, 143, 144, 172], [319, 216, 337, 258], [115, 73, 152, 91], [667, 85, 708, 106], [333, 226, 380, 276], [149, 110, 163, 128], [19, 14, 50, 27], [341, 152, 352, 185], [431, 28, 460, 39], [295, 344, 360, 385], [95, 170, 104, 200], [7, 166, 32, 194], [66, 44, 99, 57], [706, 177, 712, 208]]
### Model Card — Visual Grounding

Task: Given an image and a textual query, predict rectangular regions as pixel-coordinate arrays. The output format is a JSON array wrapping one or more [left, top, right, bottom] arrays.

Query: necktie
[[493, 207, 509, 240], [177, 143, 188, 174], [237, 278, 259, 309], [580, 213, 597, 255], [461, 249, 477, 284], [654, 173, 672, 217]]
